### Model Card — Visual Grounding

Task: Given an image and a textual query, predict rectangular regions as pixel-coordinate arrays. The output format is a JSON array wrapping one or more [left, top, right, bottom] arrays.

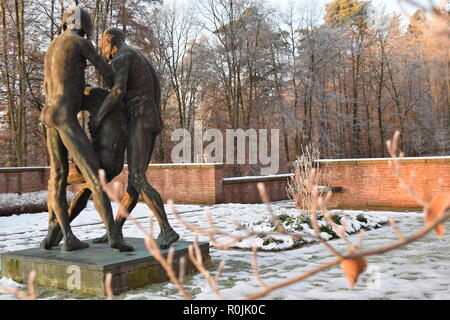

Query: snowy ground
[[0, 200, 449, 300]]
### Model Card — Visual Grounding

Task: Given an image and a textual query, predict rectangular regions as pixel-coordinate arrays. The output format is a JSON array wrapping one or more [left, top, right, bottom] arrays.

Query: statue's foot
[[52, 232, 64, 247], [40, 223, 63, 250], [61, 234, 90, 252], [92, 233, 109, 244], [109, 239, 134, 252], [157, 227, 180, 249], [40, 236, 54, 250]]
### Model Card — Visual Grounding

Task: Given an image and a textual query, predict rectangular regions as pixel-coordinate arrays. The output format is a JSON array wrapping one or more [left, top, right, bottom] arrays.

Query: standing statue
[[39, 6, 133, 252], [42, 85, 128, 249], [90, 27, 180, 249], [42, 26, 180, 250]]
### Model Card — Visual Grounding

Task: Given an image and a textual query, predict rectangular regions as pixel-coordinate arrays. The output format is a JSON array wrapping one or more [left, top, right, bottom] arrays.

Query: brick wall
[[71, 163, 224, 205], [222, 174, 292, 203], [320, 157, 450, 208], [0, 167, 50, 194], [0, 164, 224, 205], [1, 157, 449, 210]]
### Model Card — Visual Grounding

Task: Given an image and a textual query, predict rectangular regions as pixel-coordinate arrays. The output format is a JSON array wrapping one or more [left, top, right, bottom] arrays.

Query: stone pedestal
[[0, 238, 210, 296]]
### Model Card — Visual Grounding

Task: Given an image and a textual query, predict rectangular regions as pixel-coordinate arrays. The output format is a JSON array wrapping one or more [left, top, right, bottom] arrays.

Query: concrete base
[[0, 238, 210, 296]]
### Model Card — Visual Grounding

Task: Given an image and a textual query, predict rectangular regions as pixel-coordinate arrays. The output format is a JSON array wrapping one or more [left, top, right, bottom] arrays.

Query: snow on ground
[[0, 191, 49, 208], [0, 200, 448, 300], [0, 191, 75, 215], [231, 207, 388, 251]]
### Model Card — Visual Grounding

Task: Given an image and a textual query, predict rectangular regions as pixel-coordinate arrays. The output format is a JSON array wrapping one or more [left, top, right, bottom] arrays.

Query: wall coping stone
[[223, 173, 293, 184], [0, 163, 225, 173], [316, 156, 450, 166]]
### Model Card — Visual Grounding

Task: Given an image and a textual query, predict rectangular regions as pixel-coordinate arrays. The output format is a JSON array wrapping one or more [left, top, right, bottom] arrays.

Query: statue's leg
[[47, 185, 93, 248], [41, 181, 61, 249], [68, 185, 92, 222], [56, 120, 134, 252], [45, 180, 57, 239], [92, 184, 139, 243], [40, 127, 89, 251], [126, 112, 179, 249]]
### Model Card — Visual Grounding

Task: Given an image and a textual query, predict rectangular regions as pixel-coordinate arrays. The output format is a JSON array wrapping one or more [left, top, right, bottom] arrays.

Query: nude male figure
[[42, 85, 128, 249], [39, 6, 133, 251], [93, 27, 180, 249]]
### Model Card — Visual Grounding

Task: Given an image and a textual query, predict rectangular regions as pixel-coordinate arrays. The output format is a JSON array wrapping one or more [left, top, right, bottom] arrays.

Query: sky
[[268, 0, 438, 23], [371, 0, 437, 15]]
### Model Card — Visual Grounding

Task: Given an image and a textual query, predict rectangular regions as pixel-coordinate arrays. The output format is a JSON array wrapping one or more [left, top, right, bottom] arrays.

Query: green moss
[[319, 224, 337, 237], [127, 265, 159, 289], [330, 213, 342, 225], [3, 258, 23, 282], [277, 214, 291, 223], [356, 214, 368, 223], [262, 237, 284, 246], [298, 215, 312, 227]]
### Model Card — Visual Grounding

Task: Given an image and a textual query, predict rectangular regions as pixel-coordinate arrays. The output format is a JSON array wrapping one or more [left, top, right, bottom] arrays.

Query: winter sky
[[268, 0, 438, 23]]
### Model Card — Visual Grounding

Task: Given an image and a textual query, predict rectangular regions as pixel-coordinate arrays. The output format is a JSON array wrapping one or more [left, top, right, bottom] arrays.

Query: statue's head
[[101, 27, 126, 61], [61, 6, 93, 39]]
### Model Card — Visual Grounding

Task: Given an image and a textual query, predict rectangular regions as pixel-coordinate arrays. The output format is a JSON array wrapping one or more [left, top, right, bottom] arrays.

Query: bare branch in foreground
[[188, 234, 224, 300], [105, 273, 113, 300], [145, 217, 192, 300], [0, 270, 36, 300]]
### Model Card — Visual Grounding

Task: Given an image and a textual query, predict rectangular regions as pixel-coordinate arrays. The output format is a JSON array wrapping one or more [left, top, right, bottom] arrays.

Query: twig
[[105, 273, 113, 300], [389, 218, 406, 241], [145, 217, 192, 300], [244, 258, 342, 300], [0, 270, 37, 300], [386, 132, 427, 207], [188, 233, 223, 299], [252, 245, 270, 289]]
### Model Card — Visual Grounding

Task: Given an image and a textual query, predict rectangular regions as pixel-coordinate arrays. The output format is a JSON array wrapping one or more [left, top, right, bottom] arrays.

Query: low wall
[[1, 156, 449, 211], [320, 157, 450, 208], [0, 164, 224, 207], [69, 163, 224, 205], [222, 174, 293, 204], [0, 167, 50, 194]]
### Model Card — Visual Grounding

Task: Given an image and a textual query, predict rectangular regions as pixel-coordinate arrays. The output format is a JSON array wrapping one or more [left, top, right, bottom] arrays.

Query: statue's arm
[[96, 56, 130, 124], [80, 39, 114, 88]]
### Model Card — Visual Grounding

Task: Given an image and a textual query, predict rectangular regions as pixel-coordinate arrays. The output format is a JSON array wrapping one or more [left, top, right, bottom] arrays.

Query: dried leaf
[[341, 257, 367, 289], [424, 193, 450, 237]]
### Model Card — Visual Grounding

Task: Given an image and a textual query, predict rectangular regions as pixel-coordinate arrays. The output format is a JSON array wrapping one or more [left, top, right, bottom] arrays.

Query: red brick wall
[[68, 163, 224, 204], [321, 157, 450, 208], [0, 167, 49, 194], [222, 174, 292, 203], [0, 164, 223, 205], [1, 157, 449, 209]]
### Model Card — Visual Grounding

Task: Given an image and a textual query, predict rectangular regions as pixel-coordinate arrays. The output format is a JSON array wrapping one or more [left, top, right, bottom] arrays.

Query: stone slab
[[0, 238, 210, 296]]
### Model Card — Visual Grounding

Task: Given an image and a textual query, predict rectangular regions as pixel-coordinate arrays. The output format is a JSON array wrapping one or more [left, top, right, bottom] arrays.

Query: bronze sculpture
[[41, 8, 179, 251], [92, 27, 180, 249], [42, 85, 128, 249], [40, 6, 133, 251]]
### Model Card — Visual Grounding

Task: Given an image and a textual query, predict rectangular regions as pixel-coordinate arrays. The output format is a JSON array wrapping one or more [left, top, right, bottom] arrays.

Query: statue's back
[[44, 33, 87, 104]]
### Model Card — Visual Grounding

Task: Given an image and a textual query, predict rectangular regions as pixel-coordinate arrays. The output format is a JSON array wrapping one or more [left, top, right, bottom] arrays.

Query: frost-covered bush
[[232, 209, 388, 251]]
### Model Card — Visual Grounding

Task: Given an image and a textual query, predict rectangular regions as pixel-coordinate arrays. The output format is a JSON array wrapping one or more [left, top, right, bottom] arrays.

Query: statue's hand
[[96, 86, 124, 125]]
